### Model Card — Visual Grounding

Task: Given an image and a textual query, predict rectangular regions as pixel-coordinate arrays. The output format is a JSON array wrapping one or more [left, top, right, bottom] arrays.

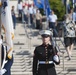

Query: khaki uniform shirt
[[36, 13, 42, 20]]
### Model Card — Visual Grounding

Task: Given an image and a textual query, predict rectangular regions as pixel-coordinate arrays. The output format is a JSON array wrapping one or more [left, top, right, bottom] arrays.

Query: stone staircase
[[11, 22, 76, 75], [56, 41, 76, 75], [11, 23, 32, 75]]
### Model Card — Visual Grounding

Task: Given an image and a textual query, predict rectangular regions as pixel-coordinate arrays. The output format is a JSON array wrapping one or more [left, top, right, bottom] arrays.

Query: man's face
[[51, 11, 54, 14], [71, 9, 73, 13], [42, 36, 50, 45]]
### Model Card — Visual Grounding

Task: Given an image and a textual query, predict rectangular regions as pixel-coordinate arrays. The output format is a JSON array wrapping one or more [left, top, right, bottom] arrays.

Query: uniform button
[[46, 59, 48, 61], [46, 49, 47, 50], [46, 51, 47, 53], [46, 57, 48, 58], [46, 61, 49, 64], [45, 47, 47, 49]]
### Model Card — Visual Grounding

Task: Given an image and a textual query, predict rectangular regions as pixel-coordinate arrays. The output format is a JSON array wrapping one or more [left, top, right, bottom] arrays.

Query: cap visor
[[42, 34, 50, 38]]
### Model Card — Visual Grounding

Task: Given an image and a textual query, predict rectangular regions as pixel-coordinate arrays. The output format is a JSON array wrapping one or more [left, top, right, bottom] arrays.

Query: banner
[[34, 0, 51, 16], [44, 0, 51, 16], [34, 0, 44, 8]]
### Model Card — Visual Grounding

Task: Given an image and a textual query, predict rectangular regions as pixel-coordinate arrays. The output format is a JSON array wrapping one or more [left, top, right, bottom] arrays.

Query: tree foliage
[[49, 0, 65, 21]]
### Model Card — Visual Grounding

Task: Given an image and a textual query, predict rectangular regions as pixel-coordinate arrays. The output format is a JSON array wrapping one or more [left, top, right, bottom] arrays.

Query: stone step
[[56, 67, 76, 71], [12, 62, 25, 65], [11, 21, 76, 75], [13, 53, 76, 57], [13, 56, 32, 59], [11, 72, 32, 75], [11, 71, 76, 75], [56, 65, 76, 68], [11, 67, 76, 72], [12, 60, 76, 63], [11, 66, 26, 69], [57, 71, 76, 74], [12, 62, 76, 67], [13, 47, 29, 50]]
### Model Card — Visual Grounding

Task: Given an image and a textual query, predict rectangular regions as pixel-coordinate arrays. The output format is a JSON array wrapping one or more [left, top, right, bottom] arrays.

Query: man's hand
[[53, 55, 59, 62], [0, 69, 7, 75], [7, 51, 12, 59]]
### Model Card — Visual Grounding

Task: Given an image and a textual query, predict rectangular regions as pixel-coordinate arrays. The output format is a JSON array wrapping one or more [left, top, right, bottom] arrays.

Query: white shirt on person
[[17, 2, 23, 10], [33, 8, 37, 14], [73, 12, 76, 22], [29, 7, 34, 14], [49, 14, 57, 22], [23, 8, 29, 15]]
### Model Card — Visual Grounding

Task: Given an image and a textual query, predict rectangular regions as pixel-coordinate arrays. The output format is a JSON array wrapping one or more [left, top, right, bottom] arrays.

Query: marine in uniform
[[0, 35, 13, 75], [33, 30, 60, 75]]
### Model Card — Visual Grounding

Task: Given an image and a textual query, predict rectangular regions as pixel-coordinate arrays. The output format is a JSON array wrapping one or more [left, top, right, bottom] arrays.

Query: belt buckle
[[46, 61, 49, 64]]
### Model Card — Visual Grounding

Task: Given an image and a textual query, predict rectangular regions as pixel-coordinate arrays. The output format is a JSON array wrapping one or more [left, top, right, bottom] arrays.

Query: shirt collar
[[42, 43, 49, 47]]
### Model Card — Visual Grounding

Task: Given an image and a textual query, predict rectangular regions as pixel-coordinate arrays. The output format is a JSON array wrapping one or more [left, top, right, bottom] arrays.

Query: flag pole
[[66, 0, 69, 14], [0, 0, 2, 70], [73, 0, 75, 9], [44, 0, 48, 29]]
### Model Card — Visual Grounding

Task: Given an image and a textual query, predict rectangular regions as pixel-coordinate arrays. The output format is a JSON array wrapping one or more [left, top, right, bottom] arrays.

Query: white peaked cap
[[39, 30, 53, 36]]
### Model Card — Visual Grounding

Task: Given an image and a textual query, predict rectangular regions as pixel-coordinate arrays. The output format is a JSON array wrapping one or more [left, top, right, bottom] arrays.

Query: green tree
[[49, 0, 65, 21]]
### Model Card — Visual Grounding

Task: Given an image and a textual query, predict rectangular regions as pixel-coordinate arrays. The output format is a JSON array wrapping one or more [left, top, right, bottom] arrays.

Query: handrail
[[51, 28, 66, 55], [51, 36, 65, 71], [53, 29, 65, 48], [51, 23, 66, 71], [51, 37, 62, 53], [24, 23, 31, 50]]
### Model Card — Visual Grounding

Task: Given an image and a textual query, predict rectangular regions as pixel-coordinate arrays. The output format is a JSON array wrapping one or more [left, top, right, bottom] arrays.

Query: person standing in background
[[28, 5, 34, 26], [69, 9, 76, 44], [48, 10, 58, 37], [17, 1, 23, 21], [33, 6, 37, 28], [11, 6, 16, 29], [64, 9, 76, 60], [36, 9, 42, 29], [68, 9, 76, 23], [23, 6, 29, 24]]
